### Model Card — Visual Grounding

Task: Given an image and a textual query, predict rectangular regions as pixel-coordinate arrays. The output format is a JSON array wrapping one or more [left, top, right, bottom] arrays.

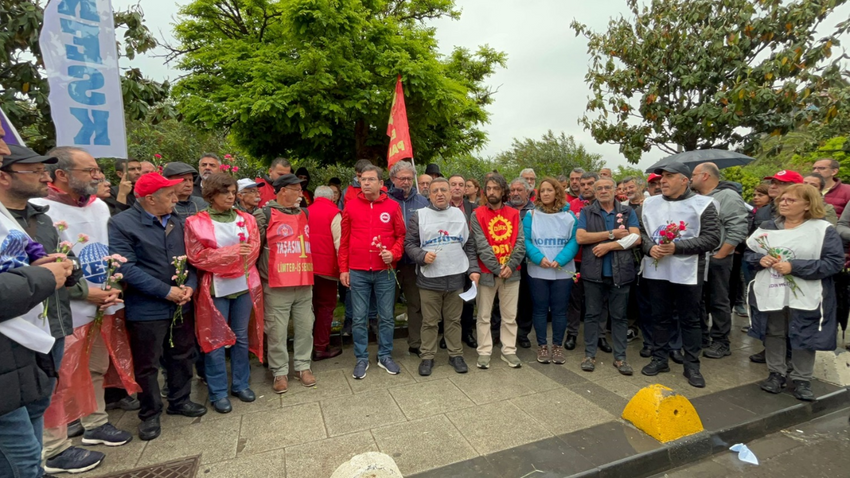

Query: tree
[[0, 1, 172, 152], [571, 0, 850, 163], [492, 130, 604, 180], [611, 165, 646, 182], [169, 0, 506, 166]]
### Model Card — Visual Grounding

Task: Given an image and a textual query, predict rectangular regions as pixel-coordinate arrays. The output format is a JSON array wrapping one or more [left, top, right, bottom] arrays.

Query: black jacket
[[0, 266, 57, 415], [579, 200, 638, 287], [103, 185, 135, 216], [108, 202, 198, 321], [404, 204, 476, 291], [8, 202, 85, 338]]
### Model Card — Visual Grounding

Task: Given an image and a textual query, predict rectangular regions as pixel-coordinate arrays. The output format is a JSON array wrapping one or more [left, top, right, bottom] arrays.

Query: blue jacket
[[389, 187, 430, 265], [108, 202, 198, 322], [522, 207, 579, 270], [745, 218, 843, 350]]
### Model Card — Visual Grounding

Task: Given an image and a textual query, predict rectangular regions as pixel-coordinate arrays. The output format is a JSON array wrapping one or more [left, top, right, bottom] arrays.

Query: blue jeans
[[350, 270, 395, 360], [206, 294, 253, 401], [0, 406, 44, 478], [528, 277, 572, 346], [24, 337, 65, 456]]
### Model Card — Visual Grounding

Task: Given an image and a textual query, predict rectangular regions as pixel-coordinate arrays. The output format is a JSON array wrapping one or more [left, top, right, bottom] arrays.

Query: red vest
[[266, 209, 314, 287], [307, 197, 340, 278], [474, 205, 520, 274]]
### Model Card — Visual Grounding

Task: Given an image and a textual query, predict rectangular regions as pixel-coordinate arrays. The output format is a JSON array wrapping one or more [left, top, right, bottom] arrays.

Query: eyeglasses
[[67, 167, 102, 176], [7, 168, 49, 177], [284, 187, 303, 192], [596, 185, 614, 190], [395, 176, 414, 182]]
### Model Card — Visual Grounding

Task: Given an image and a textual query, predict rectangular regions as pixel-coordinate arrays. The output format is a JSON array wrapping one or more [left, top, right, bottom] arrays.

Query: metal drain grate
[[95, 456, 200, 478]]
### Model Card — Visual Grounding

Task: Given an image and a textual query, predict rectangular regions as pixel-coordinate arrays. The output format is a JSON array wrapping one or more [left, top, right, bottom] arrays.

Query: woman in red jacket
[[184, 173, 264, 414]]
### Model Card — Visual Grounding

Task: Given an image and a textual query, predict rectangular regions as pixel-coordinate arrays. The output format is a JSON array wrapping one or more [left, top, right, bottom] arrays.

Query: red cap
[[134, 173, 183, 197], [647, 173, 662, 182], [763, 170, 803, 184]]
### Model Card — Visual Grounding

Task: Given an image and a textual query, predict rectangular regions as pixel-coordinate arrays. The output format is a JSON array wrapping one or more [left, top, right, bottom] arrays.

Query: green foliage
[[0, 1, 172, 153], [611, 165, 646, 182], [720, 166, 762, 202], [571, 0, 850, 163], [491, 131, 605, 181], [170, 0, 506, 167]]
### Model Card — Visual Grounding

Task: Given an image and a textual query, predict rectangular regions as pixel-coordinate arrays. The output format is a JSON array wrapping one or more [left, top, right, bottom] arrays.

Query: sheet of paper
[[729, 444, 759, 465], [459, 281, 477, 302]]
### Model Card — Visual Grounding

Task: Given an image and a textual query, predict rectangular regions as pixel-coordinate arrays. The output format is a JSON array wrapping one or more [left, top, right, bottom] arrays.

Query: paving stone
[[239, 402, 327, 455], [446, 400, 553, 455], [285, 431, 378, 478], [447, 368, 538, 405], [591, 376, 644, 400], [198, 448, 287, 478], [136, 413, 241, 466], [344, 358, 417, 394], [280, 368, 354, 408], [482, 435, 597, 477], [511, 387, 616, 435], [372, 415, 478, 475], [321, 389, 406, 437], [388, 378, 474, 420], [565, 381, 630, 418]]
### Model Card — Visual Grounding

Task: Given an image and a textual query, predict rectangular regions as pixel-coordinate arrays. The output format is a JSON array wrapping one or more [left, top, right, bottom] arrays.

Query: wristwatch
[[608, 230, 615, 240]]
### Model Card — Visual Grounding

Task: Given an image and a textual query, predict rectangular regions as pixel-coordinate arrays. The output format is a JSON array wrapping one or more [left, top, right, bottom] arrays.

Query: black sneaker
[[564, 334, 577, 351], [449, 356, 468, 373], [639, 345, 652, 358], [45, 446, 105, 474], [792, 380, 815, 401], [517, 335, 532, 349], [418, 359, 434, 376], [641, 358, 670, 376], [626, 328, 639, 342], [684, 368, 706, 388], [82, 423, 133, 446], [669, 350, 684, 365], [138, 416, 161, 441], [166, 401, 207, 417], [409, 347, 421, 358], [759, 372, 786, 394], [749, 350, 766, 363], [703, 342, 731, 359]]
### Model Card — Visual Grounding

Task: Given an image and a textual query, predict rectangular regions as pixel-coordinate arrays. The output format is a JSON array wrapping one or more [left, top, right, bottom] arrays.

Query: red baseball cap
[[763, 170, 803, 184], [647, 173, 662, 182], [134, 172, 183, 197]]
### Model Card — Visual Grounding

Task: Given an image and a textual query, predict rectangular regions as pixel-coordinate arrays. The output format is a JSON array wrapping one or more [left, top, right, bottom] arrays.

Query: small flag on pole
[[0, 106, 25, 146], [386, 75, 413, 168]]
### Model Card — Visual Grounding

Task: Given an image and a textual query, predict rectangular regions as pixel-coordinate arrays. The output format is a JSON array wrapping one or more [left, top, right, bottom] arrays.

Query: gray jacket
[[703, 185, 748, 252], [468, 204, 526, 286], [404, 204, 475, 291]]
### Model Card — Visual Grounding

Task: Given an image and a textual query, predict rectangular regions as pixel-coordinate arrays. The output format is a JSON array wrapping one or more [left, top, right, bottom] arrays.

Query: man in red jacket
[[813, 158, 850, 216], [339, 165, 406, 379], [308, 186, 343, 361]]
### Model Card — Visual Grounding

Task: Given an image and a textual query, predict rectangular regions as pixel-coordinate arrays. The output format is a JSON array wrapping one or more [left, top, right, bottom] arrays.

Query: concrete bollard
[[330, 452, 404, 478], [812, 350, 850, 387], [622, 384, 703, 443]]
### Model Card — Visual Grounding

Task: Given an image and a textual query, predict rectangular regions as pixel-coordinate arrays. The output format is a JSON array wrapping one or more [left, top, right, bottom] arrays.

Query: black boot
[[564, 334, 577, 351], [759, 372, 786, 394]]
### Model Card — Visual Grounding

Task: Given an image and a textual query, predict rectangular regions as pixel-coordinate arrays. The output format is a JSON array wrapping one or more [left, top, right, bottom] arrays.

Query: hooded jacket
[[702, 181, 749, 252], [388, 186, 430, 265]]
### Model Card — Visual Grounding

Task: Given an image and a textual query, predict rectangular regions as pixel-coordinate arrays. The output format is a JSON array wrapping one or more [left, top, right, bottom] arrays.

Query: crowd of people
[[1, 121, 847, 476]]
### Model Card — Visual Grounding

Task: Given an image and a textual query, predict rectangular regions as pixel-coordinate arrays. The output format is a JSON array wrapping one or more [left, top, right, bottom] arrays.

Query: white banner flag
[[39, 0, 127, 158]]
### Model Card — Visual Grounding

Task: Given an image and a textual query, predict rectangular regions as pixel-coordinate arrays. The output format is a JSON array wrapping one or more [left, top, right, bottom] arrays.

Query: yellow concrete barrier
[[621, 384, 703, 443]]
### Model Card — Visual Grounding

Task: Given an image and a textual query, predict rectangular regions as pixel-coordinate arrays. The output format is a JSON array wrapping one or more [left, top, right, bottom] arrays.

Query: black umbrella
[[644, 149, 755, 173]]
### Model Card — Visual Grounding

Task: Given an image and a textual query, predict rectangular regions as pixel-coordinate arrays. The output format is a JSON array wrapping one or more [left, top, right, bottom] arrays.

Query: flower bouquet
[[653, 221, 686, 269], [237, 220, 249, 278], [753, 233, 803, 299], [42, 223, 88, 320], [86, 254, 127, 352], [170, 255, 189, 346], [372, 235, 400, 287]]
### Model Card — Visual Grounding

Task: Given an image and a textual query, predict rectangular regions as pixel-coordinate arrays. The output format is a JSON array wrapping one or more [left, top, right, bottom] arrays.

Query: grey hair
[[389, 160, 416, 178], [571, 167, 586, 175], [510, 178, 532, 191], [314, 185, 335, 200], [556, 174, 567, 182], [354, 159, 373, 173], [520, 168, 536, 177], [580, 172, 599, 181], [199, 153, 220, 162], [621, 175, 645, 187], [45, 146, 87, 181]]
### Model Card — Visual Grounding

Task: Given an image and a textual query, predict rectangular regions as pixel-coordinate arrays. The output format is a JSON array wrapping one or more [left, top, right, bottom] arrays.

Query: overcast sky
[[111, 0, 850, 171]]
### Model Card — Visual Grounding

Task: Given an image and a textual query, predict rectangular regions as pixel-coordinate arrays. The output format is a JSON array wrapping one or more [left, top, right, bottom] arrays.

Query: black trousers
[[127, 312, 197, 421], [700, 255, 733, 345], [461, 276, 476, 336], [646, 278, 703, 369], [516, 266, 533, 337]]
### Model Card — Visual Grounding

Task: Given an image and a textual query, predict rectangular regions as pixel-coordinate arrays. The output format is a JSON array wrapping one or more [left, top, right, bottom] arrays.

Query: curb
[[574, 386, 850, 478]]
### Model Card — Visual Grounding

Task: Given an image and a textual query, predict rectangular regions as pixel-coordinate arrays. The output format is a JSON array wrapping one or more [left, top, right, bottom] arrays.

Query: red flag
[[387, 75, 413, 168]]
